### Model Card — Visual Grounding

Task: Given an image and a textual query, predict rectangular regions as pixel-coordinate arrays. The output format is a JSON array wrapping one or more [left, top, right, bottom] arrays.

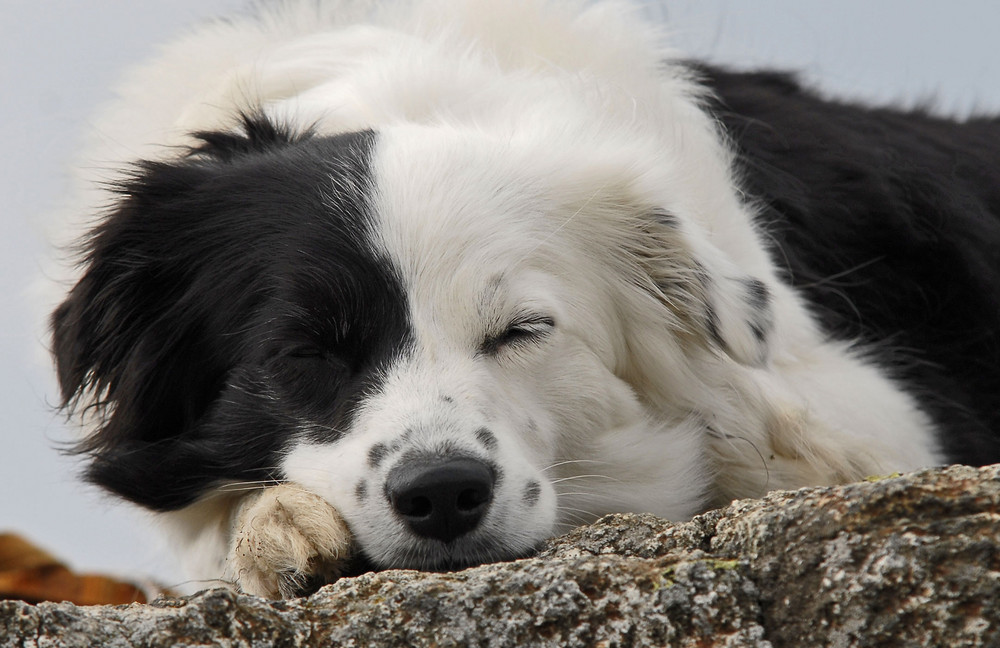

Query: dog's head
[[53, 115, 772, 570]]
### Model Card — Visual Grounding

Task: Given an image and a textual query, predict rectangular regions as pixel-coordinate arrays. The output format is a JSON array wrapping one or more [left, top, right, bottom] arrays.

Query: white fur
[[226, 485, 351, 599], [65, 0, 943, 596]]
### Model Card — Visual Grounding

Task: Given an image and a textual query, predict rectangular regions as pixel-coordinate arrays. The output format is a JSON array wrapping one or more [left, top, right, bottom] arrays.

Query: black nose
[[386, 457, 494, 543]]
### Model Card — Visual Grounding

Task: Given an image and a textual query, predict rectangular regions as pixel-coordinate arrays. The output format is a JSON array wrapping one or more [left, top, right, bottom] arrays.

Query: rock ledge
[[3, 464, 998, 647]]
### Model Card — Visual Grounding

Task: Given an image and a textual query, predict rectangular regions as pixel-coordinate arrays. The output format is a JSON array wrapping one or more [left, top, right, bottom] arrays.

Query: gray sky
[[2, 1, 998, 586]]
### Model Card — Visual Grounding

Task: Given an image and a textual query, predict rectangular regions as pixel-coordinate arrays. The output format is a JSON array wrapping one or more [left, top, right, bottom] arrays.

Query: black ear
[[52, 153, 277, 512], [52, 118, 379, 510], [52, 158, 237, 455], [50, 120, 306, 506], [52, 190, 298, 510], [53, 112, 314, 442]]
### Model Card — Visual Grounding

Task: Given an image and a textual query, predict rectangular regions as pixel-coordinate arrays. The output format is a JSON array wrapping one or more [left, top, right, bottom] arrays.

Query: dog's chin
[[360, 535, 544, 573]]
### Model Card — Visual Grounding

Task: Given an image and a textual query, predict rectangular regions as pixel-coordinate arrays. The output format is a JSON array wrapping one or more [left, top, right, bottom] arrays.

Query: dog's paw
[[225, 484, 353, 599]]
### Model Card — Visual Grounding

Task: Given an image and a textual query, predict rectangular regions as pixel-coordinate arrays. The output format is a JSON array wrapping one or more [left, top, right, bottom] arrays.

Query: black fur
[[52, 120, 413, 510], [700, 66, 1000, 465]]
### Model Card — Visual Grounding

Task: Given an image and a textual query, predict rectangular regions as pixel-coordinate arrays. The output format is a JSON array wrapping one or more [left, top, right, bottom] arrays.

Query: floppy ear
[[636, 209, 774, 367], [548, 170, 774, 367], [53, 113, 311, 448], [52, 116, 375, 510], [698, 265, 773, 367], [51, 157, 238, 453], [51, 146, 292, 512]]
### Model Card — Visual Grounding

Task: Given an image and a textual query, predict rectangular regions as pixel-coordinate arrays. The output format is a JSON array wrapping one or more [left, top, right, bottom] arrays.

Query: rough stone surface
[[3, 464, 999, 647]]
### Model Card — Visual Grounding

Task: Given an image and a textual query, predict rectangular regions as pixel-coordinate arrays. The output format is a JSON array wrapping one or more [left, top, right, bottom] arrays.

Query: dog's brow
[[484, 274, 506, 296], [477, 274, 508, 312]]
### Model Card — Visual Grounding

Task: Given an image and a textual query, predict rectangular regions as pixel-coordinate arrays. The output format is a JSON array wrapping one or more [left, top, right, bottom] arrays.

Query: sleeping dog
[[51, 0, 1000, 598]]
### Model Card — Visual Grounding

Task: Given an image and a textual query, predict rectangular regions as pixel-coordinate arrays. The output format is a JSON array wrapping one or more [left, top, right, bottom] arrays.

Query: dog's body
[[51, 0, 1000, 598]]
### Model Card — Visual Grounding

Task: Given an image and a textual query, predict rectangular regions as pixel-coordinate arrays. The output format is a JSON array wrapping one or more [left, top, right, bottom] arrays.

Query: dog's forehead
[[364, 128, 563, 319]]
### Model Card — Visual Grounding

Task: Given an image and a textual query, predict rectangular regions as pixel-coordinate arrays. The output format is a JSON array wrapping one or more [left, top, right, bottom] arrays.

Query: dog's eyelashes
[[502, 318, 553, 343], [481, 315, 555, 355]]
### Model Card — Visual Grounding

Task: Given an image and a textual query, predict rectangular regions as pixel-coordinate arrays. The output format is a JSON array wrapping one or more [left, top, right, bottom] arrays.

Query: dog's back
[[702, 66, 1000, 464]]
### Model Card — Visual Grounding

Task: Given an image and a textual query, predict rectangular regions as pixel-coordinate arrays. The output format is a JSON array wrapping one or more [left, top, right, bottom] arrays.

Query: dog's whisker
[[556, 515, 591, 527], [555, 505, 600, 517], [215, 484, 273, 493], [556, 512, 593, 525], [541, 459, 612, 473], [271, 465, 334, 474], [215, 479, 287, 493], [706, 425, 771, 491], [217, 481, 275, 488], [553, 490, 607, 499], [549, 474, 622, 484]]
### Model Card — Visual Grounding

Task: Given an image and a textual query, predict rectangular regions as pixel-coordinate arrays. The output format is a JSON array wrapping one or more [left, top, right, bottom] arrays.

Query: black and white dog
[[51, 0, 1000, 598]]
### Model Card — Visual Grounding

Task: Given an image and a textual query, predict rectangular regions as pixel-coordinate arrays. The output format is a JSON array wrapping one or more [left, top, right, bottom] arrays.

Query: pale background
[[2, 1, 998, 586]]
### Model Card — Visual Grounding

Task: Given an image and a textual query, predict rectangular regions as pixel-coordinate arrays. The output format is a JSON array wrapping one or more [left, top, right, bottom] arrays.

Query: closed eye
[[283, 346, 351, 371], [481, 315, 555, 355], [278, 345, 354, 381], [286, 346, 326, 360]]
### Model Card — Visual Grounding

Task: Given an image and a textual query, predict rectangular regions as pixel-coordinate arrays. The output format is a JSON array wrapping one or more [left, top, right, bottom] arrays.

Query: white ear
[[701, 272, 772, 366], [638, 209, 774, 367]]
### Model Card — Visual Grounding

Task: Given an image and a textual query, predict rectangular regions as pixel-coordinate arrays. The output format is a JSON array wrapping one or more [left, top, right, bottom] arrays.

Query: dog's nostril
[[402, 495, 433, 518], [456, 486, 488, 512], [386, 457, 495, 543]]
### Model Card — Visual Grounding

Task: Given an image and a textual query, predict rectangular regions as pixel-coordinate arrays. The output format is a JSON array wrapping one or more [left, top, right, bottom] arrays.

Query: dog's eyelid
[[481, 313, 555, 355], [285, 345, 327, 359], [509, 314, 555, 333], [283, 346, 356, 375]]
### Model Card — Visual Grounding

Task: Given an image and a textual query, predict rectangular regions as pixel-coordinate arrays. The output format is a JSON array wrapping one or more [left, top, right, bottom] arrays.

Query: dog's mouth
[[347, 537, 542, 576]]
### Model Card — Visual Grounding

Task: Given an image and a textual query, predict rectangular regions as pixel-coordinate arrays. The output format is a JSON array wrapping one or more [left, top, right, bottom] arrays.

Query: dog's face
[[53, 116, 771, 570]]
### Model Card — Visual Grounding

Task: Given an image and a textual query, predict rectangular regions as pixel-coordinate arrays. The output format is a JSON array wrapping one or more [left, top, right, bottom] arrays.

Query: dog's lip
[[357, 538, 543, 574]]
